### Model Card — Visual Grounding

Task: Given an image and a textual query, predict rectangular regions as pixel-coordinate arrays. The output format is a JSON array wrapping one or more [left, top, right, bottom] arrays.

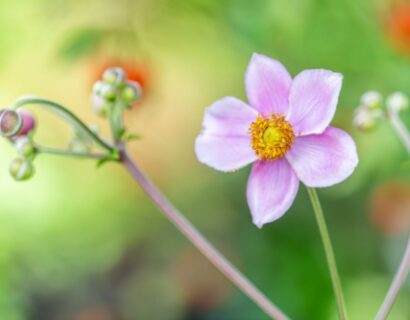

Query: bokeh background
[[0, 0, 410, 319]]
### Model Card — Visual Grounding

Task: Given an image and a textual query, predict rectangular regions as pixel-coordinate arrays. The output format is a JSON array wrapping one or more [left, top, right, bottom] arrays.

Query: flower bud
[[0, 109, 22, 137], [386, 92, 409, 113], [91, 94, 110, 117], [15, 137, 35, 158], [121, 81, 142, 103], [100, 83, 116, 102], [92, 80, 105, 95], [103, 67, 125, 87], [17, 109, 35, 136], [360, 91, 382, 109], [9, 158, 34, 181], [353, 106, 383, 132]]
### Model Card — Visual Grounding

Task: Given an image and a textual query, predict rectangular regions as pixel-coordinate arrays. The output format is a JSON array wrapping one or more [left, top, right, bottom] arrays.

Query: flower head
[[195, 54, 359, 228]]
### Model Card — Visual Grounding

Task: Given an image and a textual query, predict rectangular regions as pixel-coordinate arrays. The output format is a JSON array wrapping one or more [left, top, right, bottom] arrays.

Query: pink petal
[[287, 69, 343, 135], [247, 159, 299, 228], [286, 127, 359, 187], [245, 53, 292, 116], [195, 97, 258, 172]]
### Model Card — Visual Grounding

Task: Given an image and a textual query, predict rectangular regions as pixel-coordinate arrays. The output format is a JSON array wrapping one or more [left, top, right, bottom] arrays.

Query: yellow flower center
[[249, 114, 295, 160]]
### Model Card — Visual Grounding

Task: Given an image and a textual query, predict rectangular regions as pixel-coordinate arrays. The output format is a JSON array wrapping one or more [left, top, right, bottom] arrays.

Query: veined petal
[[247, 159, 299, 228], [286, 127, 359, 187], [195, 97, 258, 172], [200, 96, 258, 136], [287, 69, 343, 135], [245, 53, 292, 116]]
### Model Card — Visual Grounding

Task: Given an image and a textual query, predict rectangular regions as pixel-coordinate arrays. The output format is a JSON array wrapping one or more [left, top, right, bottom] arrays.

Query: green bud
[[360, 91, 382, 110], [9, 158, 34, 181], [92, 94, 111, 117], [100, 84, 116, 102], [0, 109, 22, 137], [386, 92, 409, 113], [92, 81, 104, 95], [121, 81, 142, 103], [353, 106, 383, 132], [15, 137, 35, 158], [103, 67, 125, 87]]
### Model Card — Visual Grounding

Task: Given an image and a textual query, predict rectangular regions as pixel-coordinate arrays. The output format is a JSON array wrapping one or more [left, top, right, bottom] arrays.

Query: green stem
[[11, 97, 114, 153], [36, 145, 108, 159], [307, 187, 348, 320]]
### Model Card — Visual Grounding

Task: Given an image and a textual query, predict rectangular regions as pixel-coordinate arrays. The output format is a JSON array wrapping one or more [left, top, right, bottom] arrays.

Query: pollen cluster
[[249, 114, 295, 160]]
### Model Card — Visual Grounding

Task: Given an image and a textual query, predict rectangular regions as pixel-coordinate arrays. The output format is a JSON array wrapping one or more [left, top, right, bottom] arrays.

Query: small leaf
[[96, 150, 120, 168], [58, 28, 102, 61], [96, 157, 111, 168], [125, 133, 142, 142]]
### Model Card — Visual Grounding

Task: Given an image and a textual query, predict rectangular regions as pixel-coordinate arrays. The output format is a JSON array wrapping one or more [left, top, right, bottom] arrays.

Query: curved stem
[[307, 187, 348, 320], [376, 236, 410, 320], [388, 109, 410, 155], [120, 147, 289, 320], [376, 110, 410, 319], [11, 97, 114, 152]]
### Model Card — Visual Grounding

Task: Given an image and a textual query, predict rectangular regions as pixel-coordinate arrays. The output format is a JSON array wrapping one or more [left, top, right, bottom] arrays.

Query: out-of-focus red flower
[[385, 2, 410, 54], [90, 58, 150, 93], [369, 181, 410, 235]]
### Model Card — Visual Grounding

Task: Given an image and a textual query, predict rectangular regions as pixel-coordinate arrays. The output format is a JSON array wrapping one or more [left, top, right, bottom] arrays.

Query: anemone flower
[[195, 53, 358, 228]]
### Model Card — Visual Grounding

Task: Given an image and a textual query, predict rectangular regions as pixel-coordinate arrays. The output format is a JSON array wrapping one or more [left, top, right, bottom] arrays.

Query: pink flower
[[195, 54, 359, 228]]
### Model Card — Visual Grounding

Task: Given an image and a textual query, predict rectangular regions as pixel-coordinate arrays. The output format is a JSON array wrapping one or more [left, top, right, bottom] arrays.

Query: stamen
[[249, 114, 295, 160]]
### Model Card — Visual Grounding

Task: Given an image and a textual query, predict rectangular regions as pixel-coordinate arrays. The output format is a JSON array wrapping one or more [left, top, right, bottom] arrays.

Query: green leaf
[[58, 28, 102, 61], [96, 150, 120, 168], [125, 133, 142, 142]]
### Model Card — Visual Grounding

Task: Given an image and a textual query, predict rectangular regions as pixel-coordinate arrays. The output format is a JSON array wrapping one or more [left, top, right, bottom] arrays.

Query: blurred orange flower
[[369, 181, 410, 234], [91, 58, 150, 94], [385, 2, 410, 54]]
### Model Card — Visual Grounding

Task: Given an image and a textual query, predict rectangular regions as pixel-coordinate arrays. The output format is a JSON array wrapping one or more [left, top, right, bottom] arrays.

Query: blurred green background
[[0, 0, 410, 319]]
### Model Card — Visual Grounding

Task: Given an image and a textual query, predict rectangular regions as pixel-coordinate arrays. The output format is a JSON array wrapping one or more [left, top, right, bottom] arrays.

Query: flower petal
[[287, 69, 343, 135], [286, 127, 359, 187], [247, 159, 299, 228], [245, 53, 292, 116], [195, 97, 258, 172]]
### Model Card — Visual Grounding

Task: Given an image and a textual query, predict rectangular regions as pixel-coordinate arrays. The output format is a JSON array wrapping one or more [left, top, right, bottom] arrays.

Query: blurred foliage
[[0, 0, 409, 319]]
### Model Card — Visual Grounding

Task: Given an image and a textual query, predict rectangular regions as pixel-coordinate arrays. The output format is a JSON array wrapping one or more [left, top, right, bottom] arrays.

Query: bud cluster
[[353, 91, 409, 132], [91, 67, 142, 117], [0, 108, 36, 180]]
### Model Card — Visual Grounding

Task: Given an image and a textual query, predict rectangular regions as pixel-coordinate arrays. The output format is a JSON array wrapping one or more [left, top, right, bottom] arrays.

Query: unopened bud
[[17, 109, 35, 136], [0, 109, 22, 137], [103, 67, 125, 87], [100, 84, 116, 102], [360, 91, 382, 109], [9, 158, 34, 181], [353, 106, 383, 132], [92, 80, 105, 95], [122, 81, 142, 103], [15, 137, 35, 158], [91, 94, 110, 117], [386, 92, 409, 113]]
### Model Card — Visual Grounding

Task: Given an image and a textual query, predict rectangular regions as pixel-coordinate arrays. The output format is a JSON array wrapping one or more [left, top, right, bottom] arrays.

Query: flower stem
[[376, 236, 410, 320], [120, 147, 289, 320], [11, 97, 114, 152], [375, 110, 410, 320], [36, 145, 107, 159], [307, 187, 348, 320], [388, 109, 410, 155]]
